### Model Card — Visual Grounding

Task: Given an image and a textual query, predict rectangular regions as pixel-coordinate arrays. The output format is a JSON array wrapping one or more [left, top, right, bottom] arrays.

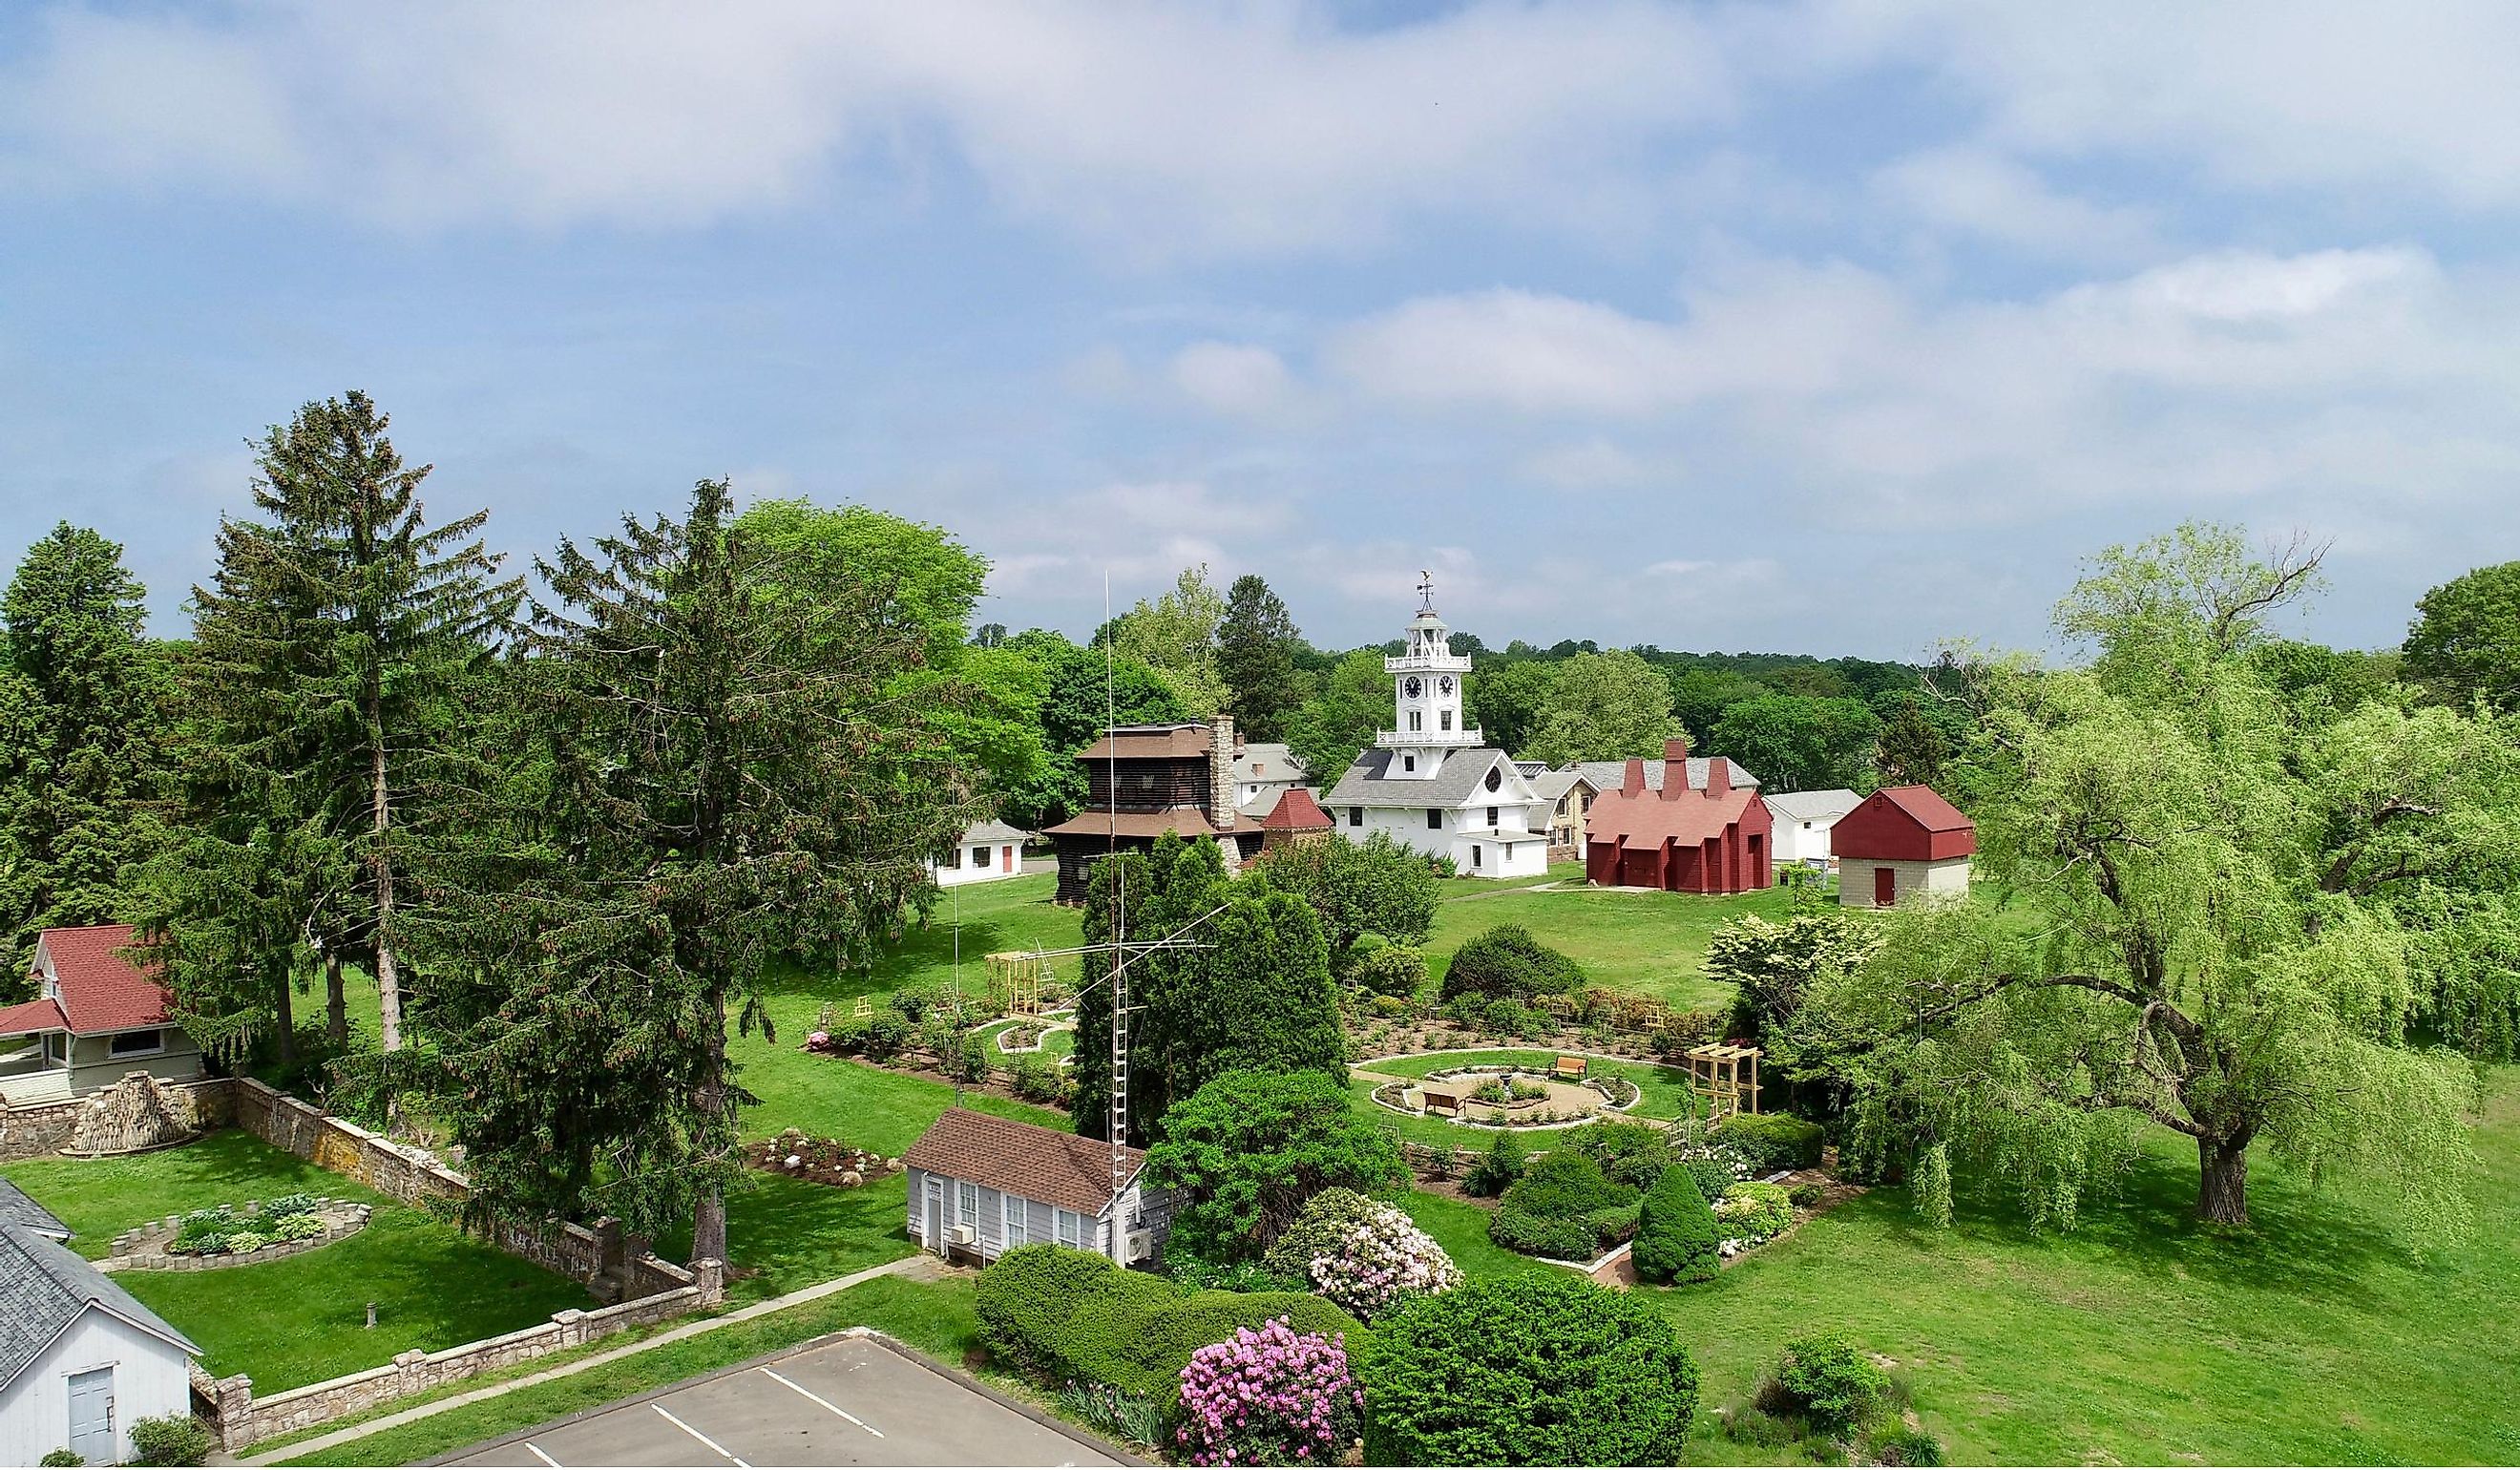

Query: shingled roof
[[1039, 806, 1220, 841], [1260, 788, 1334, 830], [0, 1222, 198, 1394], [1079, 724, 1213, 761], [32, 924, 175, 1035], [1570, 756, 1760, 794], [0, 997, 69, 1039], [904, 1106, 1145, 1216], [0, 1179, 70, 1242], [1322, 746, 1520, 807]]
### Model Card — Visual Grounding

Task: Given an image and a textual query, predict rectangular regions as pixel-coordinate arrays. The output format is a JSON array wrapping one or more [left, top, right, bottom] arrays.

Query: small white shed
[[0, 1185, 200, 1468], [931, 820, 1035, 889], [1763, 789, 1862, 867], [902, 1107, 1178, 1267]]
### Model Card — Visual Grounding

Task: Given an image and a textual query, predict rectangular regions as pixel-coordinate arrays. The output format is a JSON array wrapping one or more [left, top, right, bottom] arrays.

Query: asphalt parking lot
[[438, 1331, 1128, 1467]]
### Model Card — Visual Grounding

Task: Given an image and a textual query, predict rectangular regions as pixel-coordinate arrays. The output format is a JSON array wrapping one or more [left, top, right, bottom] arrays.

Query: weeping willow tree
[[1793, 524, 2501, 1245]]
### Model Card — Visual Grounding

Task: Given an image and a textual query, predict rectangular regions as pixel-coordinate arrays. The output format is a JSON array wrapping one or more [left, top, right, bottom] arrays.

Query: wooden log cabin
[[1040, 716, 1258, 904]]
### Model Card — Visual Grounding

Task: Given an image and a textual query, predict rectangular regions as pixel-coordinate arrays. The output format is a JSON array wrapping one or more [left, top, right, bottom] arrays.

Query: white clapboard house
[[902, 1107, 1178, 1267]]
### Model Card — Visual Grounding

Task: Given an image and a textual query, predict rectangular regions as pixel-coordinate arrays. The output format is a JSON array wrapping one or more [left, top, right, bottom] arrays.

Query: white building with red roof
[[0, 925, 204, 1106]]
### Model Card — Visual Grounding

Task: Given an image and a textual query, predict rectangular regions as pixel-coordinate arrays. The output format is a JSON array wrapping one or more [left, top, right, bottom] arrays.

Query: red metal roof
[[902, 1106, 1144, 1216], [1872, 785, 1972, 831], [34, 924, 176, 1035], [1830, 785, 1976, 863], [0, 998, 69, 1038], [1260, 788, 1334, 830]]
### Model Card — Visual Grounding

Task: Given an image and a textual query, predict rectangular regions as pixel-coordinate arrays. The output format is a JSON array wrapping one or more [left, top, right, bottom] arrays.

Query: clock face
[[1402, 676, 1422, 700], [1438, 675, 1456, 696]]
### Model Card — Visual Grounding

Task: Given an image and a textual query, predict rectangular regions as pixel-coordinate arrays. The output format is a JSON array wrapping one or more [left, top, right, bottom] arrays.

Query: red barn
[[1830, 785, 1975, 908], [1584, 739, 1772, 893]]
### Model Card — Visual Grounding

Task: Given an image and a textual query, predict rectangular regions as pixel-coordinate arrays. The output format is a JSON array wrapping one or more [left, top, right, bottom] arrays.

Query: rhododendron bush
[[1175, 1316, 1362, 1467], [1300, 1200, 1461, 1321]]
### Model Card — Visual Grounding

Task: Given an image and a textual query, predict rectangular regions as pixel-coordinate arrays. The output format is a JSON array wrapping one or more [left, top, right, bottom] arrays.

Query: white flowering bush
[[1301, 1200, 1462, 1322]]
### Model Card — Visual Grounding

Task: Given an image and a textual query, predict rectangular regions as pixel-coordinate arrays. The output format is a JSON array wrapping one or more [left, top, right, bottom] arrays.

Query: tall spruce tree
[[0, 524, 170, 986], [416, 479, 976, 1260], [165, 392, 516, 1054], [1216, 574, 1305, 742]]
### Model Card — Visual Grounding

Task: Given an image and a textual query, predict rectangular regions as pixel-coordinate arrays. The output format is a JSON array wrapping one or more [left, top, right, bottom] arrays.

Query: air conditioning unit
[[1124, 1230, 1155, 1264], [949, 1224, 976, 1247]]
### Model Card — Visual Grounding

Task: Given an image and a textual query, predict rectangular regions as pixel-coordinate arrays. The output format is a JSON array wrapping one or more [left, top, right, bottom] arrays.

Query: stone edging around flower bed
[[1363, 1060, 1643, 1131], [990, 1019, 1074, 1056], [102, 1198, 373, 1271]]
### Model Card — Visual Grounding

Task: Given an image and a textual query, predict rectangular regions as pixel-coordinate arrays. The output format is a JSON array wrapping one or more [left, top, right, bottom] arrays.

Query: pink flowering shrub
[[1175, 1316, 1362, 1468], [1302, 1200, 1462, 1322]]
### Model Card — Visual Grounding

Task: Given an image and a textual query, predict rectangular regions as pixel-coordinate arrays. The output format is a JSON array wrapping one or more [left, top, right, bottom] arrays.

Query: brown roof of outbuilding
[[1040, 807, 1221, 840], [1079, 724, 1213, 761], [903, 1107, 1144, 1216], [1260, 788, 1334, 830]]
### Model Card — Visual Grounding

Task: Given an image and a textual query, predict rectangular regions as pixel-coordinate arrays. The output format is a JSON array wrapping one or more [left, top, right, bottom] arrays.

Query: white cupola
[[1376, 573, 1480, 777]]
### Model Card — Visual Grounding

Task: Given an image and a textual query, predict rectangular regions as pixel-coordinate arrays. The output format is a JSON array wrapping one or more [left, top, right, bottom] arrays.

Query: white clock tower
[[1376, 572, 1480, 779]]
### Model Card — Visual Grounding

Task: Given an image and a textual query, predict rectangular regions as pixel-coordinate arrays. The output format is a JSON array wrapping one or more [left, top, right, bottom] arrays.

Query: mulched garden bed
[[746, 1130, 903, 1188]]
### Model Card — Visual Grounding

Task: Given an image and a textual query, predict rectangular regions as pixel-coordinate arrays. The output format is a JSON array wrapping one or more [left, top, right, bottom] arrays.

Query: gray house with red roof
[[902, 1107, 1178, 1268], [0, 925, 204, 1107]]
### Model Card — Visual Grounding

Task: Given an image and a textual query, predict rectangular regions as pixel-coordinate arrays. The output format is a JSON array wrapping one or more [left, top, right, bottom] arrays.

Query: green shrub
[[1440, 923, 1588, 1000], [1788, 1181, 1828, 1208], [1487, 1208, 1599, 1260], [1145, 1070, 1407, 1263], [1349, 936, 1427, 998], [1775, 1331, 1892, 1436], [1462, 1131, 1526, 1197], [38, 1450, 82, 1467], [1682, 1155, 1742, 1204], [1499, 1149, 1635, 1221], [1360, 1272, 1697, 1465], [1007, 1052, 1070, 1105], [1714, 1112, 1825, 1172], [1562, 1119, 1675, 1191], [127, 1415, 214, 1467], [1165, 1250, 1296, 1294], [1631, 1165, 1721, 1284], [861, 1010, 913, 1060], [1869, 1425, 1946, 1465], [262, 1192, 317, 1216], [1068, 1290, 1361, 1397], [1368, 994, 1409, 1018], [948, 1030, 992, 1083], [1585, 1202, 1642, 1246], [1716, 1181, 1796, 1243], [975, 1244, 1144, 1381], [268, 1210, 326, 1241]]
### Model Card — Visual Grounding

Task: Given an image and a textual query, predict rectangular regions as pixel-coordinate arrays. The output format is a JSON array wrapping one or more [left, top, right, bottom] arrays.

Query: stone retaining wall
[[0, 1076, 235, 1163], [196, 1280, 715, 1451]]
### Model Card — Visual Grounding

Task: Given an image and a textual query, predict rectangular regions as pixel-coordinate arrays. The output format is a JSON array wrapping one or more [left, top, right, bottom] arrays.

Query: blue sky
[[6, 1, 2519, 660]]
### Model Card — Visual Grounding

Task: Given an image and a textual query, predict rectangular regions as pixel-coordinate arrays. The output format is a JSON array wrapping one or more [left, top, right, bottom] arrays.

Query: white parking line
[[651, 1402, 752, 1467], [523, 1443, 561, 1468], [756, 1366, 885, 1438]]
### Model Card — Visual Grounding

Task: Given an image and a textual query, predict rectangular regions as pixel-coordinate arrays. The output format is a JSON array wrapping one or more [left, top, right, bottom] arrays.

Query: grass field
[[2, 1131, 594, 1394], [1426, 880, 1796, 1008]]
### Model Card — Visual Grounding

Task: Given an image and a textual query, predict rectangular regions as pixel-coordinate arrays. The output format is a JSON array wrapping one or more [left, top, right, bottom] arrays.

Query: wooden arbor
[[1683, 1042, 1762, 1119], [986, 951, 1051, 1018]]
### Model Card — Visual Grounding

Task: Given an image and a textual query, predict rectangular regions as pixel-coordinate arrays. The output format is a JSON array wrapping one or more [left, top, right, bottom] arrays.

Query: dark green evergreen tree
[[1215, 574, 1305, 742], [0, 524, 171, 989]]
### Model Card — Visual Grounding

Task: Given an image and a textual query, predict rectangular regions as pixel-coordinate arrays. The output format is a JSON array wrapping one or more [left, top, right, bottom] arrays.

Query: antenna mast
[[1103, 571, 1130, 1228]]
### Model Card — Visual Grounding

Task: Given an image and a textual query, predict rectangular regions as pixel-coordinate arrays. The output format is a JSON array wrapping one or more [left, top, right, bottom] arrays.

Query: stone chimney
[[1623, 757, 1647, 795], [1662, 737, 1690, 801], [1209, 715, 1237, 830], [1705, 756, 1732, 795]]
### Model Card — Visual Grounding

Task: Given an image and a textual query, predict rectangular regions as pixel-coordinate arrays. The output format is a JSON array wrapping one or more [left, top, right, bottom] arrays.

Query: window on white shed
[[957, 1181, 977, 1226], [970, 846, 989, 868], [110, 1029, 162, 1057], [1056, 1208, 1083, 1248], [1004, 1196, 1028, 1247]]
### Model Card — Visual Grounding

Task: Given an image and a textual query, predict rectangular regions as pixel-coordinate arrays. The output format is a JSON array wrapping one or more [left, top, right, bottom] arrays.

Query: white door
[[67, 1367, 115, 1465], [924, 1179, 945, 1254]]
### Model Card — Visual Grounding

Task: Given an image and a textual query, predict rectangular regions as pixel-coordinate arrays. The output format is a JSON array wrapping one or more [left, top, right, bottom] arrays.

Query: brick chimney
[[1623, 757, 1647, 795], [1209, 715, 1237, 830], [1705, 756, 1732, 795], [1662, 737, 1690, 801]]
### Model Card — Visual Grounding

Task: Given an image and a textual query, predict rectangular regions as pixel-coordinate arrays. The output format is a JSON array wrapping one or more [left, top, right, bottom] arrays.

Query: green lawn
[[1426, 881, 1796, 1008], [279, 1274, 996, 1467], [1349, 1047, 1702, 1148], [1415, 1069, 2520, 1466], [2, 1131, 594, 1394]]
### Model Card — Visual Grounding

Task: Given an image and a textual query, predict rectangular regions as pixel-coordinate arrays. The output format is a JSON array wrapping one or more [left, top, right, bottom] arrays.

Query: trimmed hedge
[[1715, 1112, 1825, 1172], [1632, 1166, 1721, 1284], [1439, 923, 1588, 1000], [975, 1243, 1363, 1399], [1489, 1208, 1599, 1261], [1359, 1272, 1698, 1465], [1499, 1150, 1635, 1221]]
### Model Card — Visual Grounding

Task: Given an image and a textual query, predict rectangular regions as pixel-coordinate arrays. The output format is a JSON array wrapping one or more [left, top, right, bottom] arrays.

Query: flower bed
[[745, 1129, 901, 1188], [107, 1194, 371, 1270], [1375, 1063, 1642, 1130]]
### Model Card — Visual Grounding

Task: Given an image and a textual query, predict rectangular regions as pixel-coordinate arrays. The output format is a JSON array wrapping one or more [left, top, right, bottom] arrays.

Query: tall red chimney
[[1623, 758, 1647, 795], [1705, 756, 1732, 795], [1662, 737, 1690, 800]]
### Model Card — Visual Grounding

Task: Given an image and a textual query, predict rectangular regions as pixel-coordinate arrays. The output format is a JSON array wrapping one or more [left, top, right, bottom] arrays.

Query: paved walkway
[[1440, 877, 1577, 902], [242, 1254, 949, 1466]]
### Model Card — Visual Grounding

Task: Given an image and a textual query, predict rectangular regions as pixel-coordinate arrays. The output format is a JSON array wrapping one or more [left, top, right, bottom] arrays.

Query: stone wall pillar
[[693, 1257, 726, 1306], [211, 1375, 255, 1451], [553, 1308, 588, 1348], [591, 1216, 625, 1282]]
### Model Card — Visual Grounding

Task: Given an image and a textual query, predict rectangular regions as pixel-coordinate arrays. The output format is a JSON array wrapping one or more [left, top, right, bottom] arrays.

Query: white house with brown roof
[[901, 1107, 1178, 1267], [0, 926, 204, 1107]]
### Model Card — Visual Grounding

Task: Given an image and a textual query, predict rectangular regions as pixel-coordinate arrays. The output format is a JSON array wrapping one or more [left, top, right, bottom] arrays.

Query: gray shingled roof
[[958, 818, 1034, 847], [1234, 743, 1306, 782], [1763, 788, 1861, 823], [1324, 746, 1522, 807], [0, 1225, 198, 1392], [1572, 756, 1761, 794], [1524, 769, 1582, 802], [0, 1179, 70, 1241]]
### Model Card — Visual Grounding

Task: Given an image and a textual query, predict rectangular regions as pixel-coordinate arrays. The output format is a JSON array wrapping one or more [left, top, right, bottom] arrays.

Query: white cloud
[[1168, 343, 1293, 417], [974, 477, 1286, 599], [1519, 439, 1666, 490], [0, 0, 1738, 255], [1869, 146, 2158, 261]]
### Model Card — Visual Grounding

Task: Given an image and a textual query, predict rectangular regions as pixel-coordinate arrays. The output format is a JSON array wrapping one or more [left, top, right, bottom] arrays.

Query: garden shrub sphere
[[1359, 1272, 1699, 1465], [1175, 1316, 1363, 1468], [1776, 1330, 1894, 1437], [1716, 1112, 1826, 1172], [1499, 1148, 1635, 1220], [1439, 923, 1588, 1000], [126, 1416, 215, 1467]]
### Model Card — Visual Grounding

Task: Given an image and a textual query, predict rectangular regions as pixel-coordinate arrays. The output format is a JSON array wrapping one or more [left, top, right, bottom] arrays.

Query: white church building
[[1322, 580, 1554, 878]]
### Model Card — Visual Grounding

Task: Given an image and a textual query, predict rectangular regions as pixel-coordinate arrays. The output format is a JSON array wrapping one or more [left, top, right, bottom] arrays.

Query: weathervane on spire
[[1417, 569, 1436, 613]]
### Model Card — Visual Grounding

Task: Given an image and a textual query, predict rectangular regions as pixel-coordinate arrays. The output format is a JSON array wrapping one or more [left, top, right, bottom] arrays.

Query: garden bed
[[106, 1195, 371, 1270], [1369, 1061, 1645, 1130], [745, 1130, 902, 1189]]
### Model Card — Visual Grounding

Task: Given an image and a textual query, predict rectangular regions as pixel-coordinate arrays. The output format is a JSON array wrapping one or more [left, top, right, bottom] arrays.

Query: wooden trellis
[[987, 951, 1051, 1018], [1683, 1042, 1763, 1119]]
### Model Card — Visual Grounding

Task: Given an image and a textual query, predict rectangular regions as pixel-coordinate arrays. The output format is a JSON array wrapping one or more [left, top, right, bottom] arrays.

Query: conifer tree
[[1216, 574, 1305, 742]]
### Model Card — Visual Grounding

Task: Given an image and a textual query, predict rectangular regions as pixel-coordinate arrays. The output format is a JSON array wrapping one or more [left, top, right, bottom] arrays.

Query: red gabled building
[[1830, 785, 1975, 908], [1584, 738, 1772, 894]]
